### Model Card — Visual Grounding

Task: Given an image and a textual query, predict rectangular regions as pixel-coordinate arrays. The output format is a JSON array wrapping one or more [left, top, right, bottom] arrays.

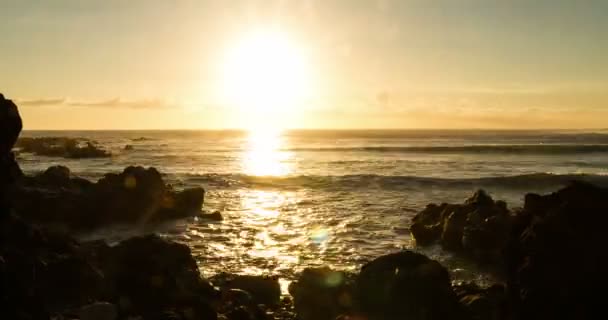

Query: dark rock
[[201, 210, 223, 221], [14, 166, 206, 231], [411, 190, 512, 263], [77, 302, 118, 320], [0, 94, 23, 207], [288, 267, 355, 320], [15, 136, 111, 159], [212, 274, 281, 306], [453, 282, 508, 320], [506, 181, 608, 319], [124, 144, 134, 151], [0, 93, 22, 157], [102, 235, 215, 316], [355, 250, 465, 320], [409, 203, 445, 245]]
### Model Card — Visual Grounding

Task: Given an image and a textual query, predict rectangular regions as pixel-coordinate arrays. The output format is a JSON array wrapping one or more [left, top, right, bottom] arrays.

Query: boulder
[[506, 181, 608, 319], [15, 136, 111, 159], [288, 267, 355, 320], [355, 250, 465, 320], [453, 282, 508, 320], [14, 166, 206, 231], [0, 94, 23, 207], [212, 273, 281, 306], [411, 190, 512, 263]]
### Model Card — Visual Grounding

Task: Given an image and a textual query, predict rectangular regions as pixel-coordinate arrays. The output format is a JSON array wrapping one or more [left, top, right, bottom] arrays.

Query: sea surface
[[17, 129, 608, 287]]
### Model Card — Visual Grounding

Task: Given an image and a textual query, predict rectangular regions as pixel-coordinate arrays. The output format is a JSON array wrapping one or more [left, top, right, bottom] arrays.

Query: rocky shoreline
[[3, 94, 607, 319]]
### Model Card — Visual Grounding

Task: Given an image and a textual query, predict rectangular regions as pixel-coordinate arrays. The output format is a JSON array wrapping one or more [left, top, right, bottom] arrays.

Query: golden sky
[[1, 0, 607, 129]]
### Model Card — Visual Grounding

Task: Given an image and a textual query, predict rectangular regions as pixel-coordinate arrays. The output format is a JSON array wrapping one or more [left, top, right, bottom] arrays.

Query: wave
[[185, 172, 608, 190], [286, 144, 608, 154]]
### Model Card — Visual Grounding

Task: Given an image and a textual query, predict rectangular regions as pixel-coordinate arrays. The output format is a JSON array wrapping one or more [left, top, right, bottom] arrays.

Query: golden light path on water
[[237, 129, 331, 293]]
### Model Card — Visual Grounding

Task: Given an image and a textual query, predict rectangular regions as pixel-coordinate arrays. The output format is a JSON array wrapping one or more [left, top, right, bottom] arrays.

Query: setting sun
[[220, 29, 312, 127]]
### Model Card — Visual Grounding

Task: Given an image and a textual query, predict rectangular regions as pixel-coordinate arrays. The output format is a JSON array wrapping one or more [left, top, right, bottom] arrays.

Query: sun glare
[[221, 29, 312, 129]]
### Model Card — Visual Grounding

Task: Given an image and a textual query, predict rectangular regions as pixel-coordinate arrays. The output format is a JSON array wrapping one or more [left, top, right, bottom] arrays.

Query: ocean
[[17, 129, 608, 287]]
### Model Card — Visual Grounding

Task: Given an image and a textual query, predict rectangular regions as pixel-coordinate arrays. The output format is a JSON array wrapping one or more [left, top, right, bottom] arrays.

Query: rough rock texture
[[506, 181, 608, 319], [211, 273, 281, 307], [15, 136, 111, 159], [14, 165, 206, 231], [411, 190, 512, 263], [288, 267, 355, 320], [355, 250, 465, 320], [453, 282, 508, 320]]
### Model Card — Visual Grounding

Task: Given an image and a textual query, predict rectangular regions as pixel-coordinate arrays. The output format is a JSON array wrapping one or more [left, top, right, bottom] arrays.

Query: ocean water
[[17, 130, 608, 285]]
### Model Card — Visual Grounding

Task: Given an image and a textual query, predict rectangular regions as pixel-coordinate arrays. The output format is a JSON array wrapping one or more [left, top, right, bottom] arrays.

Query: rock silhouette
[[15, 165, 206, 231], [16, 136, 111, 159]]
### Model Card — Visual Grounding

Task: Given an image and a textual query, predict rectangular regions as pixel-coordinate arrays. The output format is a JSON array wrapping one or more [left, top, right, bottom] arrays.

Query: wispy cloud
[[16, 98, 66, 106], [16, 97, 171, 109]]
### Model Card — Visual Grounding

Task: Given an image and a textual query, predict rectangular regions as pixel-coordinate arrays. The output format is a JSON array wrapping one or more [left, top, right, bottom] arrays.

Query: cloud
[[67, 98, 170, 109], [16, 97, 171, 109], [16, 98, 66, 106]]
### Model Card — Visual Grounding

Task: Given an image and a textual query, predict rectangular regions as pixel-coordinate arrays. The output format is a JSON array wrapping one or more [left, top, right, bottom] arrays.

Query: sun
[[220, 29, 312, 128]]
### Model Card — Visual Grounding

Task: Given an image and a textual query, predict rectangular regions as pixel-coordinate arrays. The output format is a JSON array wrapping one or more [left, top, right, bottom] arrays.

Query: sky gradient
[[1, 0, 607, 129]]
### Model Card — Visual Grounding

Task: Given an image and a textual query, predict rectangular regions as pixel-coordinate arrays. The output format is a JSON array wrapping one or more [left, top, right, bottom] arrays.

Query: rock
[[201, 210, 223, 221], [0, 93, 22, 156], [14, 165, 206, 231], [212, 274, 281, 306], [453, 282, 508, 320], [411, 190, 512, 263], [409, 203, 445, 245], [0, 94, 23, 207], [355, 250, 465, 320], [15, 136, 111, 159], [93, 235, 218, 318], [288, 267, 355, 320], [124, 144, 134, 151], [506, 181, 608, 319], [78, 302, 118, 320]]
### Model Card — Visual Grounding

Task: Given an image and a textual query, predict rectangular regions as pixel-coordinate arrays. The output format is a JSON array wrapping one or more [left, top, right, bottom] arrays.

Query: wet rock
[[453, 282, 508, 320], [288, 267, 355, 320], [14, 165, 206, 231], [201, 210, 223, 221], [506, 181, 608, 319], [355, 250, 465, 320], [15, 136, 111, 159], [212, 274, 281, 306], [411, 190, 512, 263]]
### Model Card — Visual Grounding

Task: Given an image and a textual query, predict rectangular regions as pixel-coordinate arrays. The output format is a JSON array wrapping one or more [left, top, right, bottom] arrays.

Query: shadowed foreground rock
[[506, 181, 608, 320], [411, 190, 512, 263], [288, 267, 355, 320], [16, 136, 111, 159], [356, 250, 466, 320], [14, 165, 213, 231]]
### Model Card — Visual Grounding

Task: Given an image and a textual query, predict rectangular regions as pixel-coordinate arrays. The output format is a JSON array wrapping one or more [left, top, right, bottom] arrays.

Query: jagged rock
[[411, 190, 512, 263], [453, 282, 508, 320], [288, 267, 355, 320], [506, 181, 608, 319], [14, 166, 206, 231], [355, 250, 465, 320], [15, 136, 111, 159], [212, 274, 281, 307]]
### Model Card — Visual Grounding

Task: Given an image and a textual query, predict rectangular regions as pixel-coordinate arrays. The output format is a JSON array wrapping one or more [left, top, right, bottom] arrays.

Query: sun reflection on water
[[243, 129, 292, 176]]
